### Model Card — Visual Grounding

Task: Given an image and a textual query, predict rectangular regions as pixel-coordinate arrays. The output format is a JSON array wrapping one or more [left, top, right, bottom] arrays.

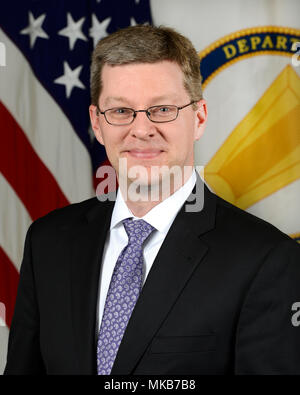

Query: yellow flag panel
[[205, 65, 300, 209]]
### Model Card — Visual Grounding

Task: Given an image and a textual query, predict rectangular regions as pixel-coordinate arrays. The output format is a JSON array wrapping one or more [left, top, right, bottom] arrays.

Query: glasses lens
[[148, 105, 178, 122], [105, 108, 134, 124]]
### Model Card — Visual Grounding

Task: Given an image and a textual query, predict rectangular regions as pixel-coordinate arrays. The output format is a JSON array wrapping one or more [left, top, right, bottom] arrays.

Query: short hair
[[90, 25, 203, 106]]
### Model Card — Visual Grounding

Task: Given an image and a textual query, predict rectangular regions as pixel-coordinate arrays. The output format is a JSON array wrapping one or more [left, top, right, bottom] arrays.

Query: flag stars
[[131, 18, 149, 27], [58, 13, 87, 50], [20, 11, 49, 49], [54, 61, 85, 98], [89, 14, 111, 47], [130, 17, 137, 27]]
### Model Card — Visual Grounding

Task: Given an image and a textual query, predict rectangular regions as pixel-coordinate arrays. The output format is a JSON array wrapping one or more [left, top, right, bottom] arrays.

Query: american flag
[[0, 0, 152, 334]]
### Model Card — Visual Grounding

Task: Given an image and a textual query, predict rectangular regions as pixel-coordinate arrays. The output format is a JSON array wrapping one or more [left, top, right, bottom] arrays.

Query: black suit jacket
[[4, 179, 300, 375]]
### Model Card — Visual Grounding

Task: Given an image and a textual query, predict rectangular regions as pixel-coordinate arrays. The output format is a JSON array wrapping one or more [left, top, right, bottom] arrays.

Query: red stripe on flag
[[0, 247, 19, 327], [0, 102, 70, 220]]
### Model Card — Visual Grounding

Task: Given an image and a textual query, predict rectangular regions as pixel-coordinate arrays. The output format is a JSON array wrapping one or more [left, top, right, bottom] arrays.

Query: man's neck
[[118, 167, 194, 218], [123, 198, 161, 218]]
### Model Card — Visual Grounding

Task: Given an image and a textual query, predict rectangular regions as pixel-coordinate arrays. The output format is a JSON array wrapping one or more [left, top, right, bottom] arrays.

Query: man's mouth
[[125, 149, 164, 159]]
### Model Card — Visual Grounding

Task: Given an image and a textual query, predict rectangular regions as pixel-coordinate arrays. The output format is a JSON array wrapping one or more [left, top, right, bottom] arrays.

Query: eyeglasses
[[96, 101, 197, 125]]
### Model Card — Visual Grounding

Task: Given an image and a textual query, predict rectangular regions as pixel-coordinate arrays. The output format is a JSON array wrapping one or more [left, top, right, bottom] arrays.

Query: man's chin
[[119, 171, 161, 189], [118, 165, 187, 203]]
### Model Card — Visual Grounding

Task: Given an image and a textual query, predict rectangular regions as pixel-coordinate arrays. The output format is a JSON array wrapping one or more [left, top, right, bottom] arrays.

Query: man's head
[[90, 25, 203, 107], [89, 25, 207, 193]]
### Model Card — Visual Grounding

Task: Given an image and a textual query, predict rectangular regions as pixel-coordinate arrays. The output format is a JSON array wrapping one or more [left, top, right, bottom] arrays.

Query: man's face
[[89, 60, 207, 189]]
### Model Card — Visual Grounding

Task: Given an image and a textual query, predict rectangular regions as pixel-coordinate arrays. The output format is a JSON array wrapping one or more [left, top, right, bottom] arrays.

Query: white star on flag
[[20, 11, 49, 49], [130, 18, 148, 27], [130, 17, 137, 26], [54, 61, 85, 98], [58, 13, 87, 51], [89, 14, 111, 47]]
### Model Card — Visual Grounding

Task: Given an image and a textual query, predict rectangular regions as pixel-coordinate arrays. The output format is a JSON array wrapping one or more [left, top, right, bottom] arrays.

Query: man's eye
[[150, 106, 171, 115], [158, 107, 170, 112], [115, 108, 126, 114], [109, 108, 133, 117]]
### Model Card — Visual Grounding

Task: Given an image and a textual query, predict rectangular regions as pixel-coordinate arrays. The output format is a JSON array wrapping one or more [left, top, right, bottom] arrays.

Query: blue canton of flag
[[0, 0, 153, 173]]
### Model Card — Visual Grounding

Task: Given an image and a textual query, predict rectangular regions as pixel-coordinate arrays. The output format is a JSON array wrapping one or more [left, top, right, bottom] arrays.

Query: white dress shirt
[[97, 169, 197, 331]]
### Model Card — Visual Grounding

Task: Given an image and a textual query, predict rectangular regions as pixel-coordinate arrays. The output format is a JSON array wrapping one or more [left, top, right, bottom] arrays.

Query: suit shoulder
[[31, 196, 111, 232], [213, 192, 293, 246]]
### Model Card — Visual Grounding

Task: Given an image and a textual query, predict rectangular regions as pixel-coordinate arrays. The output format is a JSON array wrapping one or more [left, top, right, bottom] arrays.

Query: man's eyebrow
[[103, 97, 130, 107], [103, 94, 180, 107], [148, 95, 180, 104]]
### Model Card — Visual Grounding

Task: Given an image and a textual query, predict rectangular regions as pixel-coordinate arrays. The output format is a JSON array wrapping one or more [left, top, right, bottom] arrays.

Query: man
[[4, 25, 300, 375]]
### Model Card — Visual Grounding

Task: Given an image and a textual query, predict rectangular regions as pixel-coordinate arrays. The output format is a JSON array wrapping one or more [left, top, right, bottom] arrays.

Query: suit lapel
[[69, 198, 114, 374], [111, 181, 217, 375]]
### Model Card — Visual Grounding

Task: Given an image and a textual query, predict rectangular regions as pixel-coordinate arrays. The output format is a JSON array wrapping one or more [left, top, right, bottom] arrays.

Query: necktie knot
[[122, 218, 155, 246]]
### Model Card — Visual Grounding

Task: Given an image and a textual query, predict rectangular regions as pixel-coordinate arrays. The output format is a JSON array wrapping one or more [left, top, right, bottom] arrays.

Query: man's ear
[[89, 104, 104, 145], [194, 99, 207, 141]]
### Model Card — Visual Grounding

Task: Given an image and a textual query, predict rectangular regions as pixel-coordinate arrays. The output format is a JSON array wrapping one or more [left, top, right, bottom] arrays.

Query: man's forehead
[[102, 60, 181, 72], [101, 61, 185, 84], [100, 62, 186, 105]]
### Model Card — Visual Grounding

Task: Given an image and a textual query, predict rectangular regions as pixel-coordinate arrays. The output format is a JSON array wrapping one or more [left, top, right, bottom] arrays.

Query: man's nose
[[129, 111, 156, 139]]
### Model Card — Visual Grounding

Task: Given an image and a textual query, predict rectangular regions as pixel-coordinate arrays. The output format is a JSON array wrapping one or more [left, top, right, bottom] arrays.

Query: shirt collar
[[110, 169, 197, 234]]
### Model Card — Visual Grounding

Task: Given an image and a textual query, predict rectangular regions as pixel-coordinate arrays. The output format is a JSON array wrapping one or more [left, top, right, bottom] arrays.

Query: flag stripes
[[0, 102, 69, 220], [0, 247, 19, 327], [0, 28, 94, 204]]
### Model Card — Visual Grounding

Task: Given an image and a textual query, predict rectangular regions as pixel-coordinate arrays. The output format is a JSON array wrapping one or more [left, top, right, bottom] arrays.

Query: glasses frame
[[96, 101, 197, 126]]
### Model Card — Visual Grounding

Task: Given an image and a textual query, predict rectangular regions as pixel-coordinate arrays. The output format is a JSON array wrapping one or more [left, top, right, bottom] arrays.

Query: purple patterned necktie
[[97, 218, 155, 375]]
